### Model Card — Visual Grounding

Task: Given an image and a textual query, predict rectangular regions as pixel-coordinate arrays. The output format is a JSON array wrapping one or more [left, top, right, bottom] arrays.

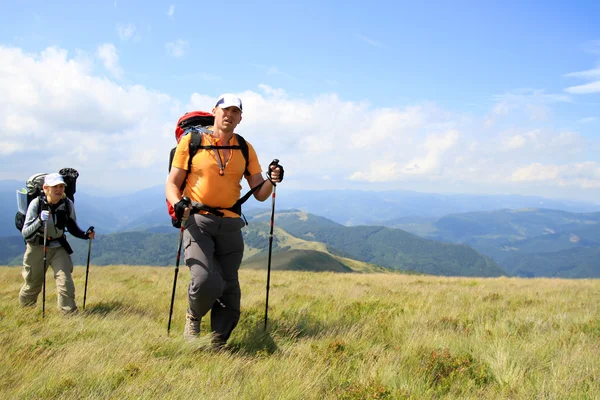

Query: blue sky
[[1, 1, 599, 202]]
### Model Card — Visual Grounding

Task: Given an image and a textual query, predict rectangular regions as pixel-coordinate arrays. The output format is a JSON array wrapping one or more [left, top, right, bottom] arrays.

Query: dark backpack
[[15, 168, 79, 232], [167, 111, 260, 228]]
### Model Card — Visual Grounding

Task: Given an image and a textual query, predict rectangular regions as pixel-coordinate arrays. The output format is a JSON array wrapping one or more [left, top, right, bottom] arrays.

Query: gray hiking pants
[[19, 243, 77, 313], [184, 213, 246, 344]]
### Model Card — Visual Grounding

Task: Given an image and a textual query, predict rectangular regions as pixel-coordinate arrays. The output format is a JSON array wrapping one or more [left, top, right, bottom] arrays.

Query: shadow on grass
[[83, 300, 125, 316], [229, 322, 278, 356], [272, 312, 327, 339], [83, 300, 157, 319]]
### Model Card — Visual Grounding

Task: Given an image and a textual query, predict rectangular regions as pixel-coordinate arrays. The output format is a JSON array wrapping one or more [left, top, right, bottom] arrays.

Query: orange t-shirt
[[171, 131, 262, 218]]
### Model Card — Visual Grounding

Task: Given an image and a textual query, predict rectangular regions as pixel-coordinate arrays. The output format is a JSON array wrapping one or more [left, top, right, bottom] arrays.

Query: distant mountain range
[[384, 208, 600, 278], [2, 180, 599, 236], [2, 180, 599, 278]]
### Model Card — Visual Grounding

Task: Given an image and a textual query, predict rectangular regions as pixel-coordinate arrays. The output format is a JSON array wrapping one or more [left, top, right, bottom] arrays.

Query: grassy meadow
[[0, 265, 599, 399]]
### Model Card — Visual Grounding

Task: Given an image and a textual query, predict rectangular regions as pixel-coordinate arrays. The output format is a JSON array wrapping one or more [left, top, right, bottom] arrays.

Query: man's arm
[[166, 167, 187, 205], [248, 173, 274, 202], [248, 163, 283, 202]]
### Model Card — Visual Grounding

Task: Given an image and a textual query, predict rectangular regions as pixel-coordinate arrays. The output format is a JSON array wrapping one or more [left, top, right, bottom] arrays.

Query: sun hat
[[44, 173, 67, 187], [215, 93, 242, 112]]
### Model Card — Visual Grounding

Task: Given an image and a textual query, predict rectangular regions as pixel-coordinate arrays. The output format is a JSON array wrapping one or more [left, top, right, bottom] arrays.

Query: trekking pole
[[42, 219, 48, 318], [264, 159, 279, 331], [167, 197, 190, 335], [82, 226, 95, 311]]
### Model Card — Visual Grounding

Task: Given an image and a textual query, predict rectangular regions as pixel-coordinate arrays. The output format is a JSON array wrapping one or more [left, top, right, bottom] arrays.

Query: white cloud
[[400, 130, 460, 176], [564, 48, 600, 94], [511, 163, 561, 182], [350, 161, 400, 182], [350, 106, 425, 149], [166, 39, 188, 58], [565, 81, 600, 94], [0, 45, 177, 190], [97, 43, 123, 78], [564, 67, 600, 80], [510, 162, 600, 188], [498, 129, 582, 154], [257, 84, 286, 97], [503, 135, 527, 150], [485, 89, 571, 126], [167, 5, 175, 17], [116, 23, 139, 41], [1, 45, 599, 200]]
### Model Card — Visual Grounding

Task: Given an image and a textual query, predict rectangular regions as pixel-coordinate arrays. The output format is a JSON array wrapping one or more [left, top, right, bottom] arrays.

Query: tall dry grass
[[0, 265, 599, 399]]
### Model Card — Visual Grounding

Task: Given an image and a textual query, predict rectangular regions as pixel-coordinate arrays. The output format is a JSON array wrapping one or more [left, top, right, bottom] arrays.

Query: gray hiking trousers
[[184, 213, 246, 344]]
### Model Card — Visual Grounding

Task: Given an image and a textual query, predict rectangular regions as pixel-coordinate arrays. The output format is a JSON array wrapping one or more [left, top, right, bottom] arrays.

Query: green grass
[[1, 265, 599, 399]]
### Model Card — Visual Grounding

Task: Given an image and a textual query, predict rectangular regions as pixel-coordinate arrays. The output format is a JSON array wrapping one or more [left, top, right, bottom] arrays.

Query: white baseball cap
[[44, 173, 67, 187], [215, 93, 243, 112]]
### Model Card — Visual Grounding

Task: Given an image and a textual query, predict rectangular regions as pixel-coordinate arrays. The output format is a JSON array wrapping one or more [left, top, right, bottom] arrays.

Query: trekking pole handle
[[176, 197, 192, 223], [86, 226, 95, 235], [267, 159, 280, 184]]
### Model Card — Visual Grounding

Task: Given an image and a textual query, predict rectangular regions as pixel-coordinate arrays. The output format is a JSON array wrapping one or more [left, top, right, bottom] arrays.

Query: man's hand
[[267, 160, 284, 184], [86, 226, 96, 240], [174, 197, 191, 222]]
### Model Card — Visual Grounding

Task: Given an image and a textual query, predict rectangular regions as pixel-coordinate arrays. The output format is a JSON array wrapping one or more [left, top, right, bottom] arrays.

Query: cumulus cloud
[[166, 39, 188, 58], [116, 23, 138, 41], [401, 130, 460, 175], [1, 44, 599, 200], [510, 162, 600, 188], [503, 134, 527, 150], [485, 89, 571, 126], [0, 45, 177, 190], [97, 43, 123, 78], [498, 129, 583, 154], [184, 85, 595, 196]]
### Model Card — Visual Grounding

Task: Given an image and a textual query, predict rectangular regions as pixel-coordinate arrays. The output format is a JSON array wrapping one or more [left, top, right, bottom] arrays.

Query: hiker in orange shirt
[[166, 93, 283, 347]]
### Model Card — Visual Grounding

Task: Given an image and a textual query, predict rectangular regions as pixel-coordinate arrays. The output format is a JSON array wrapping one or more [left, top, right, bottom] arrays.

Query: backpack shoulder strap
[[177, 129, 203, 192], [187, 130, 203, 173], [65, 198, 72, 218], [235, 134, 250, 177], [195, 133, 250, 176], [38, 195, 49, 212]]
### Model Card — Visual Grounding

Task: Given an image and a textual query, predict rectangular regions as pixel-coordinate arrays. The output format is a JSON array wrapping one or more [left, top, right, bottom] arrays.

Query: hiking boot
[[62, 307, 79, 316], [183, 312, 200, 340]]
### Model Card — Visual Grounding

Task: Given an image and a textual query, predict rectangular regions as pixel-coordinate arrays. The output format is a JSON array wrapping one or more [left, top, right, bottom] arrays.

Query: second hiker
[[19, 173, 95, 313]]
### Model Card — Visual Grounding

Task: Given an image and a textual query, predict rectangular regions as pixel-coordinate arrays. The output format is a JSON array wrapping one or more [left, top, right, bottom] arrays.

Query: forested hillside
[[0, 211, 505, 277]]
